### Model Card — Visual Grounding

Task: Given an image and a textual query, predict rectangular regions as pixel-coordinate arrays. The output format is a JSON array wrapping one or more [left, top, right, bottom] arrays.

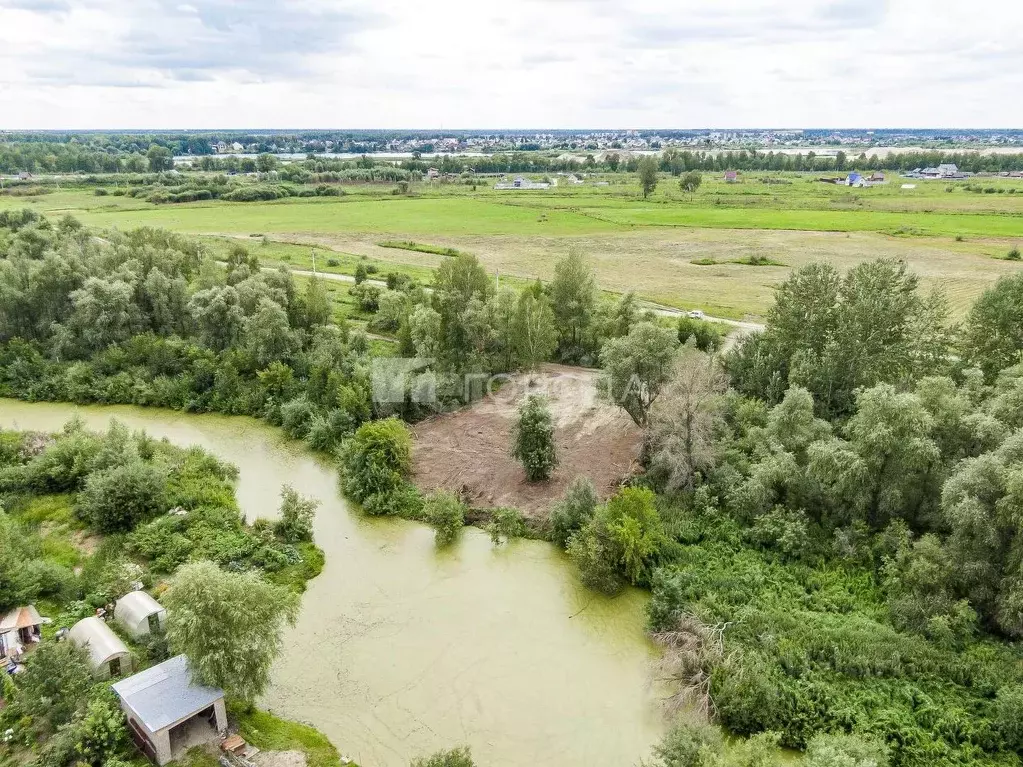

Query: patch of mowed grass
[[231, 704, 356, 767], [582, 204, 1023, 237]]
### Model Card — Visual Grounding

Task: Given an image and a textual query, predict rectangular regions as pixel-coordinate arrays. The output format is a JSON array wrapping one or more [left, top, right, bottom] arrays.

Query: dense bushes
[[337, 417, 418, 515], [76, 461, 167, 532]]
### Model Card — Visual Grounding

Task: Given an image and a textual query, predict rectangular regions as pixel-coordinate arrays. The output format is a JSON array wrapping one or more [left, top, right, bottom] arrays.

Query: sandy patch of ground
[[411, 364, 642, 518], [251, 751, 307, 767]]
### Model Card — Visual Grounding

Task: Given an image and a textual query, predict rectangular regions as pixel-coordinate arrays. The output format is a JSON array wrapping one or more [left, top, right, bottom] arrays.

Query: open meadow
[[4, 172, 1022, 318]]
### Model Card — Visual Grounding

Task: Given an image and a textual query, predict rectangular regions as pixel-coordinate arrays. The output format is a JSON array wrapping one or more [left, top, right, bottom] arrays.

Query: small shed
[[69, 617, 133, 679], [0, 605, 43, 658], [724, 170, 738, 183], [846, 172, 864, 187], [115, 591, 167, 638], [112, 655, 227, 766]]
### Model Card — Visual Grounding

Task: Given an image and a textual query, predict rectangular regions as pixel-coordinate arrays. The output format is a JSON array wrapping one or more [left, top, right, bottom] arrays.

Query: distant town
[[5, 128, 1023, 159]]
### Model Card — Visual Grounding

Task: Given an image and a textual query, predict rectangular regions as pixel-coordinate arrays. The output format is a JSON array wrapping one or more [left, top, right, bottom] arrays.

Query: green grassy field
[[4, 173, 1022, 319]]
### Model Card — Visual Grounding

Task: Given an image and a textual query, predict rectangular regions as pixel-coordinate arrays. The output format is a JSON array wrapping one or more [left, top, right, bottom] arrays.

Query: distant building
[[426, 168, 439, 179], [846, 172, 864, 187], [495, 176, 550, 190], [938, 163, 959, 178], [869, 172, 886, 182], [724, 170, 738, 183]]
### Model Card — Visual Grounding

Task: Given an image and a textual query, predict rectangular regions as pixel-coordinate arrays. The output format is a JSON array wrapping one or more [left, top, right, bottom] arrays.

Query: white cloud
[[0, 0, 1021, 128]]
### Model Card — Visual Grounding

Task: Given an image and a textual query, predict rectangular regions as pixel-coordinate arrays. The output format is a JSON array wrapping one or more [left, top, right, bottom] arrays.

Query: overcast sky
[[1, 0, 1021, 130]]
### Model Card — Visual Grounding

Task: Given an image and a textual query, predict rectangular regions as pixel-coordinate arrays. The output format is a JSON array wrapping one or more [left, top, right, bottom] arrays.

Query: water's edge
[[0, 399, 665, 767]]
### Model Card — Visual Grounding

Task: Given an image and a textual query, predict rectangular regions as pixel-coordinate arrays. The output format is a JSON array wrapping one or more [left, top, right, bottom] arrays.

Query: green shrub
[[338, 418, 413, 506], [549, 476, 598, 548], [512, 395, 557, 482], [425, 491, 465, 547], [803, 733, 890, 767], [1007, 246, 1021, 261], [993, 685, 1023, 751], [650, 720, 723, 767], [76, 461, 167, 533], [273, 485, 317, 543], [280, 397, 315, 438], [487, 507, 526, 545], [411, 746, 476, 767]]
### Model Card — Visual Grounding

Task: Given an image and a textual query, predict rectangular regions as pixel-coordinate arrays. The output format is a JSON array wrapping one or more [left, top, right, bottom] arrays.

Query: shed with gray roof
[[111, 654, 226, 765]]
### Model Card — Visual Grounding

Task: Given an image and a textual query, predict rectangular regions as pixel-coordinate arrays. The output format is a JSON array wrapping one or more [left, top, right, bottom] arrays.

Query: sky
[[1, 0, 1022, 130]]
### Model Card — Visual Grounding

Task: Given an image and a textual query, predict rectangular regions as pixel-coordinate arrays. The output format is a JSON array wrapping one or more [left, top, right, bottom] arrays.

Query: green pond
[[0, 399, 666, 767]]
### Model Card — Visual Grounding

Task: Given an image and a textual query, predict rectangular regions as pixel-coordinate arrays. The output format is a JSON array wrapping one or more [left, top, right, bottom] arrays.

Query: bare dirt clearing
[[412, 365, 642, 518]]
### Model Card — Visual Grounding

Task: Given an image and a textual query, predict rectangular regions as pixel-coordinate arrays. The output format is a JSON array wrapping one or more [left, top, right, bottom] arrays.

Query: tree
[[600, 321, 680, 426], [337, 418, 413, 506], [76, 461, 167, 533], [256, 153, 279, 173], [512, 395, 558, 481], [549, 252, 597, 363], [677, 317, 721, 352], [188, 285, 245, 352], [354, 262, 369, 285], [728, 259, 950, 418], [569, 487, 664, 591], [647, 349, 728, 492], [15, 641, 93, 729], [146, 144, 172, 172], [304, 275, 332, 327], [513, 291, 557, 370], [163, 560, 300, 703], [425, 491, 465, 547], [963, 274, 1023, 381], [246, 298, 298, 367], [431, 252, 492, 370], [638, 156, 659, 198], [680, 171, 703, 201], [59, 276, 144, 355], [273, 484, 317, 543], [549, 476, 598, 548]]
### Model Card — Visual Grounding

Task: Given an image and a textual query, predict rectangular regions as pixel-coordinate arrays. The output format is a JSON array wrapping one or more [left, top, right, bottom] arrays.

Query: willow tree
[[163, 561, 300, 703]]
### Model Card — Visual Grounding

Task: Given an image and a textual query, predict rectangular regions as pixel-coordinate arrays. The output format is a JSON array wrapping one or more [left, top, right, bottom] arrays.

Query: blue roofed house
[[112, 655, 227, 765], [846, 172, 864, 187]]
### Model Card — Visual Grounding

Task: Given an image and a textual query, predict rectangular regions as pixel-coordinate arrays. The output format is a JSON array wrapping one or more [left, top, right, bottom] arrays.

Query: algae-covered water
[[0, 400, 666, 767]]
